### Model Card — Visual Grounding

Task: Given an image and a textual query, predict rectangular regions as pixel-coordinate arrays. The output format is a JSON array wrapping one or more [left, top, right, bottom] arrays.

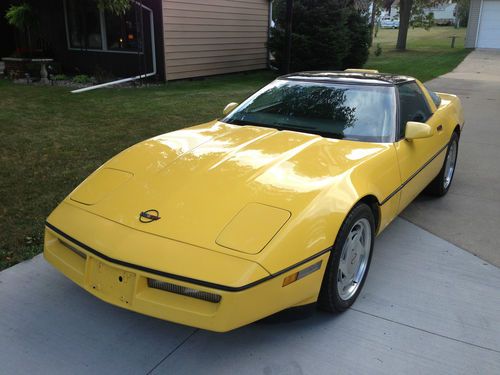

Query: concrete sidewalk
[[402, 49, 500, 267], [1, 219, 499, 374]]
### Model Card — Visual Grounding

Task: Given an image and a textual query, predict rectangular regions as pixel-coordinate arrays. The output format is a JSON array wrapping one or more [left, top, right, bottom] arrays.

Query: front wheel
[[426, 132, 459, 196], [318, 203, 375, 312]]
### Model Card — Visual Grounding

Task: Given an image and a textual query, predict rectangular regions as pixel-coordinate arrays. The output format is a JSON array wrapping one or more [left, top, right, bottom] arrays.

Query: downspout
[[71, 2, 156, 94]]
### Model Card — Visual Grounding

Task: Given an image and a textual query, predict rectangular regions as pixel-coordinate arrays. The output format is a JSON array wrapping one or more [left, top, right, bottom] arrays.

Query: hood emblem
[[139, 209, 161, 223]]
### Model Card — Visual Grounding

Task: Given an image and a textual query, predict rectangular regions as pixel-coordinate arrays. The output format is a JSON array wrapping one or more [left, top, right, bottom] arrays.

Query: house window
[[64, 0, 145, 53], [105, 7, 142, 52], [66, 0, 102, 49]]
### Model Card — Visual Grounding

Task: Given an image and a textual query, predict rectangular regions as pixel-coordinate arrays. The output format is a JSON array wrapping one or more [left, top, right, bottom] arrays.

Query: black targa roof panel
[[280, 71, 415, 86]]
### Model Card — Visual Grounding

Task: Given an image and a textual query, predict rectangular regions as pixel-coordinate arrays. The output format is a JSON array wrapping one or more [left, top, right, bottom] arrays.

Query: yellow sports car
[[44, 70, 464, 332]]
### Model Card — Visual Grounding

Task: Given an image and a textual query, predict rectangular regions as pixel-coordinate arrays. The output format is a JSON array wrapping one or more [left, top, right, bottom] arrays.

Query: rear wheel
[[426, 132, 459, 196], [318, 203, 375, 312]]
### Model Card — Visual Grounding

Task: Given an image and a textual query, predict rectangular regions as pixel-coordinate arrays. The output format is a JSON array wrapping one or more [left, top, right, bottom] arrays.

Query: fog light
[[282, 261, 322, 287], [147, 278, 221, 303]]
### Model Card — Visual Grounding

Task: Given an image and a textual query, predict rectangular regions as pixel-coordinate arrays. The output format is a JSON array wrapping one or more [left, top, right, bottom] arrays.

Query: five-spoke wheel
[[319, 203, 375, 312]]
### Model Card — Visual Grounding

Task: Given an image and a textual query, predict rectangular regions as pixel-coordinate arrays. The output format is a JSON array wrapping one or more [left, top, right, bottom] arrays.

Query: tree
[[5, 3, 37, 52], [393, 0, 447, 50], [455, 0, 470, 27], [95, 0, 131, 15], [269, 0, 371, 73], [396, 0, 413, 50]]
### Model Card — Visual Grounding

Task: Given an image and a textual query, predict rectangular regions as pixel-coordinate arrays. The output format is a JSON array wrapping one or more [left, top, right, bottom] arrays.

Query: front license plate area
[[88, 258, 136, 306]]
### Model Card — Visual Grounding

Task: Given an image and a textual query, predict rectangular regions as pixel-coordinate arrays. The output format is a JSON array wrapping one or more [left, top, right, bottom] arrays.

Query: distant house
[[34, 0, 271, 81], [379, 0, 458, 26], [465, 0, 500, 48], [423, 2, 457, 25], [379, 1, 399, 21]]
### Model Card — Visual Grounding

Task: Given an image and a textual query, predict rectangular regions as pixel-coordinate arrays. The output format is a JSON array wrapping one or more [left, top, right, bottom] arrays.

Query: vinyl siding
[[163, 0, 269, 81], [465, 0, 482, 47]]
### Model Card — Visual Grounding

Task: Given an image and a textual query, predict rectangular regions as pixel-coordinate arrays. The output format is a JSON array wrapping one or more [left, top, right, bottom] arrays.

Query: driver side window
[[398, 82, 432, 139]]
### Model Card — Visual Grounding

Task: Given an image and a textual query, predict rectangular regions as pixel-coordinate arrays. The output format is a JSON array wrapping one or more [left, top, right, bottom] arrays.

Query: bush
[[411, 13, 435, 30], [52, 74, 68, 81], [374, 43, 382, 57], [72, 74, 94, 84], [268, 0, 371, 73]]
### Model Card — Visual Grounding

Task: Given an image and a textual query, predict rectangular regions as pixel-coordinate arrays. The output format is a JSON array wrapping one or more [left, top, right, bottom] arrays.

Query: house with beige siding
[[14, 0, 271, 81], [163, 0, 270, 80]]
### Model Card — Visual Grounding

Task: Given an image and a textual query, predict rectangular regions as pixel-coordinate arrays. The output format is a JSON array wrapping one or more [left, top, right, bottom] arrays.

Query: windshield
[[223, 79, 397, 142]]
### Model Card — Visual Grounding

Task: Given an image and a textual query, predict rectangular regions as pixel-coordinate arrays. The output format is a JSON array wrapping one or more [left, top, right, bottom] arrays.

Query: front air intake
[[59, 239, 86, 259], [147, 278, 222, 303]]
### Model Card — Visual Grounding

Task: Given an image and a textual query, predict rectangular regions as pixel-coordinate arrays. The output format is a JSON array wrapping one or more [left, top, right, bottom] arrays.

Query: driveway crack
[[146, 329, 199, 374], [352, 308, 500, 354]]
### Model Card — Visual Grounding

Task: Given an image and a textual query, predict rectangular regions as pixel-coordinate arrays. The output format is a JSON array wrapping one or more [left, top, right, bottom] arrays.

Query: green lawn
[[0, 72, 276, 269], [367, 26, 471, 82], [0, 26, 472, 270]]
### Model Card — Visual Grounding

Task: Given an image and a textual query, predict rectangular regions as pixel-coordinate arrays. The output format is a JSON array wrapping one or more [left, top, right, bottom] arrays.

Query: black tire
[[426, 132, 459, 197], [318, 203, 375, 313]]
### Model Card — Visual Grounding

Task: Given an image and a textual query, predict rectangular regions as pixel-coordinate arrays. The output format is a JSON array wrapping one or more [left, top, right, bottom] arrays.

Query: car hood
[[66, 121, 387, 256]]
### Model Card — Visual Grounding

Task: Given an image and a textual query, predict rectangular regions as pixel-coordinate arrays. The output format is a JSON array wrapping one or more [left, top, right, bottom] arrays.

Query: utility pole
[[284, 0, 293, 74]]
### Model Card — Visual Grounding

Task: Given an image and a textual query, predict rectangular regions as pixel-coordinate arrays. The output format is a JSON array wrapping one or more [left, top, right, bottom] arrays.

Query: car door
[[394, 81, 448, 213]]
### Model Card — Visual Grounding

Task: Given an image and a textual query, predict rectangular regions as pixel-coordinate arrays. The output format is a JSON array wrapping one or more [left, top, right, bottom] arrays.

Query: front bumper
[[44, 224, 328, 332]]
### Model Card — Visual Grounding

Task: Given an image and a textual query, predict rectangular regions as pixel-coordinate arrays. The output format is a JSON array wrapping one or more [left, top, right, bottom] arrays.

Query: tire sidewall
[[319, 203, 376, 312], [441, 132, 459, 194], [442, 132, 458, 193]]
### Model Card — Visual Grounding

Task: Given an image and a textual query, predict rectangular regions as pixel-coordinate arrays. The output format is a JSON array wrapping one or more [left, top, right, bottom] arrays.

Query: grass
[[367, 26, 471, 82], [0, 26, 472, 270], [0, 71, 276, 269]]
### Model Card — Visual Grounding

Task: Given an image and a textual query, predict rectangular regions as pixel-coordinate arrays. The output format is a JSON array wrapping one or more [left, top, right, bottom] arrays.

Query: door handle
[[437, 125, 443, 132]]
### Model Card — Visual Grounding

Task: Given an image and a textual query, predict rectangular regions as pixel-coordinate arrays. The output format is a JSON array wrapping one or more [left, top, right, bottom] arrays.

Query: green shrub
[[72, 74, 93, 84], [268, 0, 371, 72], [52, 74, 68, 81], [374, 43, 382, 57]]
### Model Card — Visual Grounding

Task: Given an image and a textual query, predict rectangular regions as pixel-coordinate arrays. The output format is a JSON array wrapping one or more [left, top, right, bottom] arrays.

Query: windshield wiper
[[226, 119, 272, 128], [271, 122, 344, 139]]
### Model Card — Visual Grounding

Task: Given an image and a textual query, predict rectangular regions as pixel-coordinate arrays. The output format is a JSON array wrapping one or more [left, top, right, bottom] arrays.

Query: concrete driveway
[[1, 219, 499, 374], [402, 49, 500, 267], [1, 51, 500, 374]]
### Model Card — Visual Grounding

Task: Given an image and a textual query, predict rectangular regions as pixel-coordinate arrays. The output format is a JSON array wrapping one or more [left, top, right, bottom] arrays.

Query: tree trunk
[[284, 0, 294, 73], [370, 0, 377, 45], [26, 25, 32, 52], [396, 0, 413, 51]]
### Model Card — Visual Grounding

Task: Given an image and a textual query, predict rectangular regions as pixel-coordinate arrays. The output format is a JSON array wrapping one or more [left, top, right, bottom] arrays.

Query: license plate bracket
[[88, 258, 136, 305]]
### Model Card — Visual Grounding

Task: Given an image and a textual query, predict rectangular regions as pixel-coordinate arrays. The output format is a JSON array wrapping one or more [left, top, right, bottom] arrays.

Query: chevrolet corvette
[[44, 70, 464, 332]]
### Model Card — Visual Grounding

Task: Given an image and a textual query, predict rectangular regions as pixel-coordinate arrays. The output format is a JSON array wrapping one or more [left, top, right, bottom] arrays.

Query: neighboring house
[[379, 1, 458, 26], [36, 0, 270, 81], [379, 0, 400, 20], [424, 2, 457, 25], [465, 0, 500, 48]]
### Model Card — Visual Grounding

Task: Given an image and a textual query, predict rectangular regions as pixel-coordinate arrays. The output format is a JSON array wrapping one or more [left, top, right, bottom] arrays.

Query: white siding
[[477, 0, 500, 48]]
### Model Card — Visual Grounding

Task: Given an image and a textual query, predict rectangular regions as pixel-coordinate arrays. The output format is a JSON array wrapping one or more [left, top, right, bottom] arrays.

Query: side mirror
[[223, 102, 239, 116], [405, 121, 434, 140]]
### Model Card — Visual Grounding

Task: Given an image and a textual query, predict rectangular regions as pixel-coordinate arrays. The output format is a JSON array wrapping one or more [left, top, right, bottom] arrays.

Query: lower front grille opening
[[59, 239, 86, 259], [147, 278, 222, 303]]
